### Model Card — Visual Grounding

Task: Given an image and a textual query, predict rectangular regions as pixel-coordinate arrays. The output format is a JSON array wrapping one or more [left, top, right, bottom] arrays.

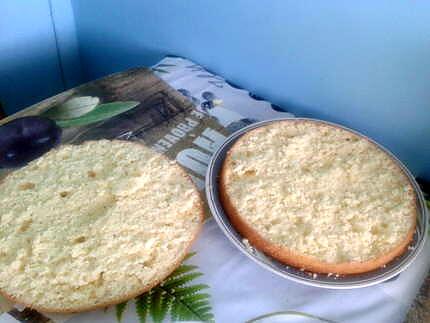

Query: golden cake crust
[[219, 120, 417, 274]]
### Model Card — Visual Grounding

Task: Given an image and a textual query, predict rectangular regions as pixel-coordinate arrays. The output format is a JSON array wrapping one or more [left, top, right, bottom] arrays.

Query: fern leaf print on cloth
[[116, 252, 214, 323]]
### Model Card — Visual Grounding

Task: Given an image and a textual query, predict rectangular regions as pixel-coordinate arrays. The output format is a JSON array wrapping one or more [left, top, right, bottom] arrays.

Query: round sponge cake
[[220, 120, 416, 274], [0, 140, 203, 312]]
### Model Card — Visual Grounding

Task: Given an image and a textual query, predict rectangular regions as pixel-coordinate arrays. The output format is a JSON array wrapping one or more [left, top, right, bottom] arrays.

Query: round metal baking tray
[[205, 117, 428, 289]]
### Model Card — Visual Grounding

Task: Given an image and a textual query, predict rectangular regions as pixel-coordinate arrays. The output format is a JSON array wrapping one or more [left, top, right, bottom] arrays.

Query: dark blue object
[[201, 101, 214, 110], [0, 116, 62, 168], [248, 92, 264, 101], [417, 178, 430, 196], [202, 91, 215, 101], [271, 103, 285, 112]]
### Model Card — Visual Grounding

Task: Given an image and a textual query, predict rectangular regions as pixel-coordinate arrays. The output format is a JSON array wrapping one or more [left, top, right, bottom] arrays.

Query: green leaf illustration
[[149, 288, 170, 323], [42, 96, 100, 120], [56, 101, 139, 128], [182, 251, 197, 261], [135, 292, 151, 323], [117, 252, 214, 323], [115, 302, 127, 322]]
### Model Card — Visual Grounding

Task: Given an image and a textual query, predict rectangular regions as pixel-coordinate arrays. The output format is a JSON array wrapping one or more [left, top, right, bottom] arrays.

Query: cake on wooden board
[[0, 140, 203, 313], [219, 120, 416, 274]]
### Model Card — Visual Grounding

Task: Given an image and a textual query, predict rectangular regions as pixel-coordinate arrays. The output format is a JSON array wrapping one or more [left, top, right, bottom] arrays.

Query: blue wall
[[0, 0, 82, 115], [72, 0, 430, 179], [1, 1, 429, 179]]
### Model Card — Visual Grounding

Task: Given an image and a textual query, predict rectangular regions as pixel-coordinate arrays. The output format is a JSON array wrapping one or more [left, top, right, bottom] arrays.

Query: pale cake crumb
[[0, 140, 202, 313], [222, 120, 416, 270], [242, 238, 255, 253]]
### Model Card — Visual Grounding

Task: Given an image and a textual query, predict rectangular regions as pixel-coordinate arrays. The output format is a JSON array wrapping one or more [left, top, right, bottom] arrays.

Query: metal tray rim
[[205, 117, 428, 289]]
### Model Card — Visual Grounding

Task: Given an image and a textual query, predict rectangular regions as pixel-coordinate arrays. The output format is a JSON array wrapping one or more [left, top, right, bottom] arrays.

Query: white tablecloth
[[1, 56, 428, 323]]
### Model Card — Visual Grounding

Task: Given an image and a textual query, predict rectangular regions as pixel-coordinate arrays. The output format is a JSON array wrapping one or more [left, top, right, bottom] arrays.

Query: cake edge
[[219, 119, 418, 275], [0, 140, 205, 313]]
